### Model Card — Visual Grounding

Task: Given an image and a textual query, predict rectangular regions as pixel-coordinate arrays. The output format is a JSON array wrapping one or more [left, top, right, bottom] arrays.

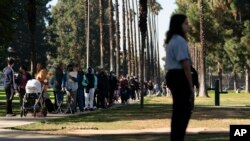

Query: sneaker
[[6, 113, 16, 117], [65, 110, 72, 114]]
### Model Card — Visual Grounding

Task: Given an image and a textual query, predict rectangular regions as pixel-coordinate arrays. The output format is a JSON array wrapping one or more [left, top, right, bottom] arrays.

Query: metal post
[[215, 79, 220, 106]]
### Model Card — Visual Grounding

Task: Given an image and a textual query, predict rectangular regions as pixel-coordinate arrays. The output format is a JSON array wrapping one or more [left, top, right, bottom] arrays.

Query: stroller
[[20, 79, 47, 117]]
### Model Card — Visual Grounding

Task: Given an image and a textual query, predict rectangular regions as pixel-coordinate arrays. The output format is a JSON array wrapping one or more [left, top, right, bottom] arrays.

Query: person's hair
[[20, 65, 27, 71], [36, 63, 45, 73], [7, 59, 14, 65], [87, 67, 92, 74], [166, 14, 187, 44], [67, 64, 73, 72]]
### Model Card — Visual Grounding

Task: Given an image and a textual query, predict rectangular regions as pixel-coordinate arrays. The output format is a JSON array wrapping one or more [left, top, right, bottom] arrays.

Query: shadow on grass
[[83, 132, 229, 141], [22, 103, 250, 124]]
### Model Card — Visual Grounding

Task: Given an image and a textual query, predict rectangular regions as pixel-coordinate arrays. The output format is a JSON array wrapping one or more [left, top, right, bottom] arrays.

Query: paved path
[[0, 113, 103, 141], [0, 101, 230, 140]]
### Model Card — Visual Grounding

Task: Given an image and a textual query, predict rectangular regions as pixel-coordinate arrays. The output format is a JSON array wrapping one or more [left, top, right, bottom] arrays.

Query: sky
[[47, 0, 177, 69]]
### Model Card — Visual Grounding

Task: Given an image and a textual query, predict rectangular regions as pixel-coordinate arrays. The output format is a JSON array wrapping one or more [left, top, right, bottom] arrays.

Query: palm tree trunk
[[115, 0, 120, 77], [146, 35, 150, 81], [156, 15, 161, 84], [217, 62, 223, 92], [27, 0, 37, 76], [128, 0, 135, 76], [109, 0, 114, 71], [99, 0, 104, 68], [233, 71, 238, 92], [125, 0, 131, 76], [198, 0, 208, 97], [85, 0, 90, 68], [136, 0, 141, 77], [132, 0, 138, 77], [245, 68, 249, 93], [139, 0, 147, 109], [122, 0, 127, 76], [148, 10, 154, 82], [153, 14, 158, 83]]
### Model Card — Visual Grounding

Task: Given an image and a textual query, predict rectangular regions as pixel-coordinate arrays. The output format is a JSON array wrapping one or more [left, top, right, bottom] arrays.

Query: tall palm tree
[[109, 0, 114, 71], [27, 0, 37, 76], [99, 0, 104, 68], [152, 1, 162, 83], [122, 0, 127, 75], [139, 0, 147, 108], [115, 0, 120, 77], [198, 0, 208, 97]]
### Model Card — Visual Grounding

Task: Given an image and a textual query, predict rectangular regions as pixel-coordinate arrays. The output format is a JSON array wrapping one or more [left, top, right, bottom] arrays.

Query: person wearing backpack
[[82, 67, 97, 111]]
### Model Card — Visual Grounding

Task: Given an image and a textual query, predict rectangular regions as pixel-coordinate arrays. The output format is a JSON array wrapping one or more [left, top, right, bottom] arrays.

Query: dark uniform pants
[[5, 86, 14, 114], [166, 69, 193, 141]]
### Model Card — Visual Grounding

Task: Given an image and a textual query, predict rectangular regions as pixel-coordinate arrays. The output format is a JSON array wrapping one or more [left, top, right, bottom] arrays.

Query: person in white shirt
[[66, 64, 78, 113]]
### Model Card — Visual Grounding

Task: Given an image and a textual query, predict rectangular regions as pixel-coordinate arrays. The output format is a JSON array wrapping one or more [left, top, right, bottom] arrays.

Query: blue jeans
[[55, 90, 64, 106], [77, 89, 84, 111]]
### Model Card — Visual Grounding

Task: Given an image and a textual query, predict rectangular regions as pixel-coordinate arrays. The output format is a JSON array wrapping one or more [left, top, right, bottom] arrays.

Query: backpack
[[85, 73, 94, 89]]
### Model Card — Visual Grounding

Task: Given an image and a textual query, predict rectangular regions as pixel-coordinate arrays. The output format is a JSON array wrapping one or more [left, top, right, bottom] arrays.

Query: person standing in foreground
[[165, 14, 194, 141], [3, 59, 16, 117]]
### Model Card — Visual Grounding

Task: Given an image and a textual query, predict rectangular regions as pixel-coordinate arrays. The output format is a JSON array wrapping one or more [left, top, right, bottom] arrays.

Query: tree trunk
[[27, 0, 37, 76], [99, 0, 104, 68], [233, 71, 238, 92], [146, 36, 150, 81], [246, 68, 250, 93], [125, 0, 131, 76], [148, 11, 154, 81], [198, 0, 208, 97], [136, 0, 141, 78], [109, 0, 114, 71], [156, 15, 161, 84], [115, 0, 120, 77], [128, 1, 135, 76], [139, 0, 147, 109], [153, 14, 158, 83], [85, 0, 90, 68], [132, 0, 138, 77], [217, 62, 223, 92], [122, 0, 127, 76]]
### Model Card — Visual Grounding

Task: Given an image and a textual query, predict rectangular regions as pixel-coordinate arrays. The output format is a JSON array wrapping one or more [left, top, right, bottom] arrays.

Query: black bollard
[[215, 79, 220, 106]]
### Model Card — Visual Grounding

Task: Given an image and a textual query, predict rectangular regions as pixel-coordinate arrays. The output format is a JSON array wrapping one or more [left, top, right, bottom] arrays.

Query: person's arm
[[181, 60, 194, 94], [94, 75, 97, 88], [82, 75, 88, 87]]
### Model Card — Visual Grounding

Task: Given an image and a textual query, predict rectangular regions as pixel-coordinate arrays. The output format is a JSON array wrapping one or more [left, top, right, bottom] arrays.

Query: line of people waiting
[[2, 59, 166, 117]]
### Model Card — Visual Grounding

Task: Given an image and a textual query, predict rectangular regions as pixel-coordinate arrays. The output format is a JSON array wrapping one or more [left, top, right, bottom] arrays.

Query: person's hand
[[61, 88, 65, 92]]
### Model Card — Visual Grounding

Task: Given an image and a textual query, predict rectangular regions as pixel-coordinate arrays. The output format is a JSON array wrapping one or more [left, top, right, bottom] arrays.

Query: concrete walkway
[[66, 128, 229, 136], [0, 113, 104, 141], [0, 101, 230, 140]]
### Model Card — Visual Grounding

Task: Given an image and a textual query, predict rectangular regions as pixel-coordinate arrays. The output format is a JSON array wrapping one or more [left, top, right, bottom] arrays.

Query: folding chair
[[64, 90, 74, 114], [56, 92, 65, 113]]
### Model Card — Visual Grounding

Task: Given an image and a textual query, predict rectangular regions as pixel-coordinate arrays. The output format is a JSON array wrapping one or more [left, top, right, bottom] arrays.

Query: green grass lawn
[[2, 91, 250, 141]]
